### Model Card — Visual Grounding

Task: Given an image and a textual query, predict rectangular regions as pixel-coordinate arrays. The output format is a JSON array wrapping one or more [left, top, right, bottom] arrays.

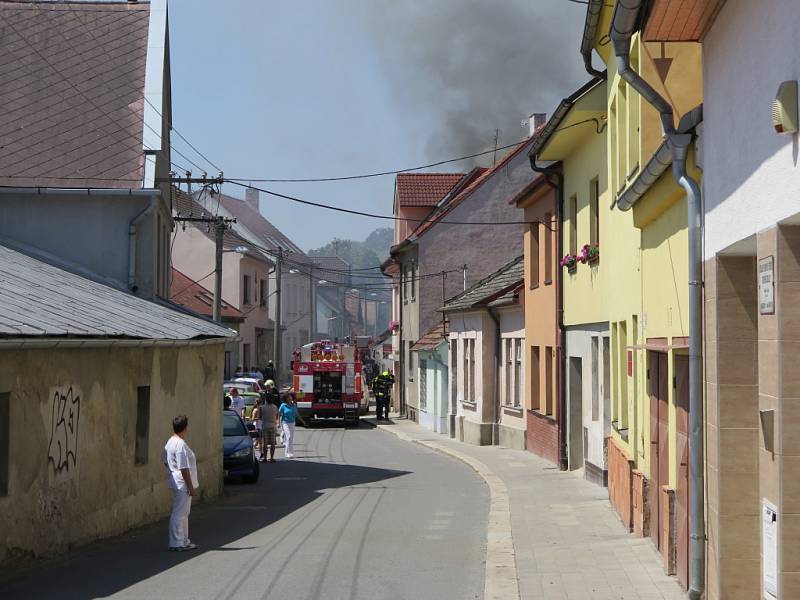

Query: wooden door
[[675, 355, 690, 590], [648, 351, 669, 552]]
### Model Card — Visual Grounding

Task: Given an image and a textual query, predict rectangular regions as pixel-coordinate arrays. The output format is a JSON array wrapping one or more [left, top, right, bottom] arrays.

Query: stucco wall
[[498, 306, 526, 450], [416, 145, 531, 337], [0, 343, 224, 564], [397, 246, 420, 415], [449, 311, 492, 445], [703, 0, 800, 259], [566, 324, 610, 477], [0, 191, 169, 299], [416, 343, 448, 434]]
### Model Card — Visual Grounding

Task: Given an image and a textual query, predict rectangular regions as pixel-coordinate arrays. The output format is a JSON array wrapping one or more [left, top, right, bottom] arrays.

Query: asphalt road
[[0, 421, 488, 600]]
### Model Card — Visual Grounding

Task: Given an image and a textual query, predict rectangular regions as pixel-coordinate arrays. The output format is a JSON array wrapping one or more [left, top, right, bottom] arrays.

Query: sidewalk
[[368, 415, 684, 600]]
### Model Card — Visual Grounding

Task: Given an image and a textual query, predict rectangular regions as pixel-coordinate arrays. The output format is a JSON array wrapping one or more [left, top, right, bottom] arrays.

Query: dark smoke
[[360, 0, 588, 166]]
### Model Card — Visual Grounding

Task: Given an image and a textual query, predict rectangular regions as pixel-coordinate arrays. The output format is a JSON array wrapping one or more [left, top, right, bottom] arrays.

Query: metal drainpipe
[[610, 4, 705, 597], [487, 307, 501, 446], [529, 158, 569, 471], [128, 195, 159, 292]]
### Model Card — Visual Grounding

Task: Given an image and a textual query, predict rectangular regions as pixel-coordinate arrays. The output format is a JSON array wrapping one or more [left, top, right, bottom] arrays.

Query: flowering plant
[[389, 320, 400, 332], [560, 253, 578, 270], [578, 243, 600, 264]]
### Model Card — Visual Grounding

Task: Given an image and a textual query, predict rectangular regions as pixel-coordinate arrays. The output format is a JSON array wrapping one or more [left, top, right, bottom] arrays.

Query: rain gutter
[[0, 337, 232, 350], [616, 105, 703, 211], [610, 3, 705, 598], [580, 0, 608, 78]]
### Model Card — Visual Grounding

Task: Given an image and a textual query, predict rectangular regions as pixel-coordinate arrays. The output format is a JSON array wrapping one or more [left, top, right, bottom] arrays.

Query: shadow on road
[[0, 429, 410, 600]]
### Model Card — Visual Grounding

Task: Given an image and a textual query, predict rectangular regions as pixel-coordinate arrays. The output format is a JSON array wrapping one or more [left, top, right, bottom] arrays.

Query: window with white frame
[[503, 338, 512, 405], [468, 339, 476, 402], [514, 340, 522, 407]]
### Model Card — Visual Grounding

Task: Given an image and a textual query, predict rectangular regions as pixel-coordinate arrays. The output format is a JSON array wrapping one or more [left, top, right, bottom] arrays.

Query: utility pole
[[213, 220, 224, 322], [308, 265, 315, 343], [173, 214, 236, 324], [272, 248, 283, 387]]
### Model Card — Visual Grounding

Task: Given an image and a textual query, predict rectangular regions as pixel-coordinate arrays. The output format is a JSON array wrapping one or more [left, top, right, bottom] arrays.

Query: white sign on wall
[[759, 256, 775, 315], [296, 375, 313, 394], [763, 499, 778, 600]]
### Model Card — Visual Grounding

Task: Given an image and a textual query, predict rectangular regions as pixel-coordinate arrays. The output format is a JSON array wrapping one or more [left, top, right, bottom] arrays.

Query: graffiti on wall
[[47, 386, 81, 478]]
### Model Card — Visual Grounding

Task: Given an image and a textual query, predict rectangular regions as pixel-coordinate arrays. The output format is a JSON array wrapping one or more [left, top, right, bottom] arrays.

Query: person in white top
[[162, 415, 199, 551], [228, 388, 245, 419]]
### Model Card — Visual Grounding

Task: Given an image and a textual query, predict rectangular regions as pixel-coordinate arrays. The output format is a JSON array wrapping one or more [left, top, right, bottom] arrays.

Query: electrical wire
[[227, 181, 551, 227], [225, 141, 527, 183]]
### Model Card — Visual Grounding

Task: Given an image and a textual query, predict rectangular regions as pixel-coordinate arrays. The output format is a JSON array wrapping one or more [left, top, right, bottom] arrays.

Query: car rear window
[[224, 413, 247, 436]]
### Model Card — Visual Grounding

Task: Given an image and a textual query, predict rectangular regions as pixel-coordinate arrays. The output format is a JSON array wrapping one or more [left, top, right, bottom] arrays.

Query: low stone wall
[[498, 423, 526, 450], [607, 436, 633, 530], [526, 410, 559, 465]]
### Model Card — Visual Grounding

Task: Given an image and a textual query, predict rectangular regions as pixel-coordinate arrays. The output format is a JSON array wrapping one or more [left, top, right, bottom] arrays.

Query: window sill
[[461, 400, 477, 410], [587, 256, 599, 267], [543, 279, 553, 286], [502, 405, 524, 415], [612, 421, 629, 442], [566, 266, 577, 275], [529, 408, 557, 423]]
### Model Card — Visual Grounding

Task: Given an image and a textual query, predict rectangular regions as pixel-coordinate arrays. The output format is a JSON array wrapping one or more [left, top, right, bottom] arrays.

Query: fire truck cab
[[291, 341, 364, 426]]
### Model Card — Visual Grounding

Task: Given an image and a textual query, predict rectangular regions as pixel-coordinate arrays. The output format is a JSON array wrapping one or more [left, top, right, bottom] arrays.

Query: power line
[[227, 181, 548, 227], [225, 141, 527, 183]]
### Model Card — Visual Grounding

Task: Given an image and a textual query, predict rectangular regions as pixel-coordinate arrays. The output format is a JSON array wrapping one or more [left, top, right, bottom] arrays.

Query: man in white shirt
[[162, 415, 199, 551], [228, 388, 245, 419]]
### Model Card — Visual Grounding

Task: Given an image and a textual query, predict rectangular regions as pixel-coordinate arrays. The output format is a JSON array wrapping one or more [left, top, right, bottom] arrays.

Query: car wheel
[[243, 459, 260, 484]]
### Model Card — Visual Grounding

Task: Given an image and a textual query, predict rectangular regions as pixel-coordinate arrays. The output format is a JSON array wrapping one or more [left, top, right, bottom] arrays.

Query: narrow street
[[0, 423, 487, 600]]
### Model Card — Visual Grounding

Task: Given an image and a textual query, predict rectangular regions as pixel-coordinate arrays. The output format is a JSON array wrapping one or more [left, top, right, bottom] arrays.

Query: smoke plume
[[359, 0, 588, 166]]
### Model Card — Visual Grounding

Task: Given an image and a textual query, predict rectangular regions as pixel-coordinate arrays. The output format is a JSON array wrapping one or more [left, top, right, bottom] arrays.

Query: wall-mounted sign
[[759, 256, 775, 315], [763, 499, 778, 600]]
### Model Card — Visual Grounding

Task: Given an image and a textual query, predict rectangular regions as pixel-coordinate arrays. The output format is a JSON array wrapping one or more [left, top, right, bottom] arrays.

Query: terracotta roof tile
[[395, 172, 465, 208], [411, 139, 537, 238], [0, 1, 151, 188], [411, 322, 448, 352], [170, 268, 244, 322]]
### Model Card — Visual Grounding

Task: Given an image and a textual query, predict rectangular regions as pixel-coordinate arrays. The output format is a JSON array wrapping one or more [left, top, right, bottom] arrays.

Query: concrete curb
[[376, 424, 520, 600]]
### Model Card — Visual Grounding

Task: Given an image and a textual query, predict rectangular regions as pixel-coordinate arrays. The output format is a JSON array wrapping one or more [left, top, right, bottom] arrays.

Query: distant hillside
[[308, 227, 393, 291]]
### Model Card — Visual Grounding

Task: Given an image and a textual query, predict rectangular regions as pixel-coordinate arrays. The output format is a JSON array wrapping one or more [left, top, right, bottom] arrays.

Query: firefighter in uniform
[[373, 370, 395, 421]]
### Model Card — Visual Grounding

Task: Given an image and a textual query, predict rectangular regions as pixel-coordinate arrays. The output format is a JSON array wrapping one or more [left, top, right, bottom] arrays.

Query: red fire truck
[[291, 341, 365, 426]]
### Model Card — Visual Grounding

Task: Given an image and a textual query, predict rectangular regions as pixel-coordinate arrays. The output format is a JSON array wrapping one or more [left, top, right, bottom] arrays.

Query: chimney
[[529, 112, 547, 137], [245, 187, 260, 211]]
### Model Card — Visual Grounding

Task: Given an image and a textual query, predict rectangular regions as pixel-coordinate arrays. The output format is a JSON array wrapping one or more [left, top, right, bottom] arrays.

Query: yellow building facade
[[535, 78, 644, 487], [587, 2, 703, 589]]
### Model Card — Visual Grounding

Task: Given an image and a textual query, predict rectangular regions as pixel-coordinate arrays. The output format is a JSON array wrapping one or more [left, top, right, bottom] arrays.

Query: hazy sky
[[168, 1, 588, 252]]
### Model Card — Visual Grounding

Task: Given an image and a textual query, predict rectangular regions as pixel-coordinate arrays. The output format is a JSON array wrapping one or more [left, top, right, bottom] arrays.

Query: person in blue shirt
[[279, 392, 305, 458]]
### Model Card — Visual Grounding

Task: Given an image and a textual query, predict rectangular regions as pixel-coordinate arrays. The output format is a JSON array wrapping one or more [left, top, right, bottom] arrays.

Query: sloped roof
[[310, 255, 351, 286], [173, 188, 274, 264], [0, 1, 151, 189], [410, 139, 536, 238], [214, 192, 305, 257], [395, 173, 465, 208], [0, 243, 235, 340], [442, 256, 524, 313], [170, 268, 244, 322], [411, 322, 447, 352]]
